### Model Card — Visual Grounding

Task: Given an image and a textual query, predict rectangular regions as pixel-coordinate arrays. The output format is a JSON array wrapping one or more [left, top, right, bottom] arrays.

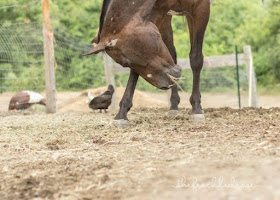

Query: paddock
[[1, 0, 279, 199], [0, 90, 279, 199]]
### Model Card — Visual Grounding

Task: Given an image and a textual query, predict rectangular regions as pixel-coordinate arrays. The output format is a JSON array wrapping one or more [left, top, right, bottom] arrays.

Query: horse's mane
[[95, 0, 112, 44]]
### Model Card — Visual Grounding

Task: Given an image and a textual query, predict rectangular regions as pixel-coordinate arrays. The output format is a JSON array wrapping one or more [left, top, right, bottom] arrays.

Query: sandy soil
[[1, 87, 280, 113], [0, 88, 280, 199], [0, 106, 279, 200]]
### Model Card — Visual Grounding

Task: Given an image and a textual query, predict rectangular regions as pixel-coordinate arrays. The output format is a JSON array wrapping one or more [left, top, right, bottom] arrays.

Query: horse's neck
[[105, 0, 156, 19], [102, 0, 156, 36], [101, 0, 191, 38]]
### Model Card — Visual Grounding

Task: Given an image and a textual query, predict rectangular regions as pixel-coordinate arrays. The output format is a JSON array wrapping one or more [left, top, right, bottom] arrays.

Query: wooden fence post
[[243, 45, 258, 107], [42, 0, 56, 113], [103, 53, 118, 111]]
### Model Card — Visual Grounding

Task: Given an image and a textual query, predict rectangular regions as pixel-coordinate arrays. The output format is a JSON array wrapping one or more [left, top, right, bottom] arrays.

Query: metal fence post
[[235, 46, 241, 109]]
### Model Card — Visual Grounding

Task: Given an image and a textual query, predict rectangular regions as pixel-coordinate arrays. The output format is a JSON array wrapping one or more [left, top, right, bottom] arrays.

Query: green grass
[[258, 84, 280, 95]]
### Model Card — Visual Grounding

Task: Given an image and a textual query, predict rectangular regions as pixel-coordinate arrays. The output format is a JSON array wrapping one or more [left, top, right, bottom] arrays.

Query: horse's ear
[[91, 37, 99, 44], [83, 44, 105, 56]]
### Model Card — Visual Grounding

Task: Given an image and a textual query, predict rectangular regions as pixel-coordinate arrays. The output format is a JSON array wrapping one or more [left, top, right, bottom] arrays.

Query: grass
[[258, 84, 280, 95]]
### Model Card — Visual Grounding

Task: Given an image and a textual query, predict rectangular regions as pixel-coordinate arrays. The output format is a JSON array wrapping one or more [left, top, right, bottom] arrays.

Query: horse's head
[[86, 18, 181, 90]]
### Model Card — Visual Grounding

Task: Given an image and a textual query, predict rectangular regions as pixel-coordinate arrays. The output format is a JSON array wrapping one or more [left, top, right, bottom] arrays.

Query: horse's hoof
[[167, 110, 180, 116], [113, 119, 130, 128], [189, 114, 205, 122]]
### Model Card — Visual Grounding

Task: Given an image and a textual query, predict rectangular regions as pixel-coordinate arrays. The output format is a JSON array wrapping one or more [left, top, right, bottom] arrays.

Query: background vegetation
[[0, 0, 279, 93]]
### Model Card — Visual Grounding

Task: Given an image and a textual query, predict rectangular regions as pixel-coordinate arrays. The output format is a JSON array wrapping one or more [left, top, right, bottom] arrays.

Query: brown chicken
[[88, 85, 114, 113]]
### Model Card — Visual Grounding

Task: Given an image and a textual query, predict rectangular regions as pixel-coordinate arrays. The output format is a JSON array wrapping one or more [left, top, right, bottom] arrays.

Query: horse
[[85, 0, 212, 127]]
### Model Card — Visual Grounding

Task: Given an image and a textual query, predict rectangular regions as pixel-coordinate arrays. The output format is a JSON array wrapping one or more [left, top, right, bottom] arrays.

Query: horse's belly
[[153, 0, 196, 15], [169, 0, 212, 13]]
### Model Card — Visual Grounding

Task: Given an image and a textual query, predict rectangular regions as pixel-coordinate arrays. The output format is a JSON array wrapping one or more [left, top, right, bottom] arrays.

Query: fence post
[[243, 45, 258, 107], [42, 0, 56, 113], [103, 53, 118, 111]]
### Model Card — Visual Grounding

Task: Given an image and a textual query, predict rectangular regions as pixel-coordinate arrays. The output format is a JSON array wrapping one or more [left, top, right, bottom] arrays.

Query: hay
[[0, 107, 279, 199]]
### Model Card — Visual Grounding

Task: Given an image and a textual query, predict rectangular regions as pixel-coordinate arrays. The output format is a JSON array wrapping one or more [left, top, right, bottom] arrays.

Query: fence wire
[[0, 22, 45, 94], [0, 21, 105, 95], [0, 0, 41, 10], [0, 21, 249, 96], [0, 21, 249, 112], [0, 20, 105, 112], [116, 65, 249, 94]]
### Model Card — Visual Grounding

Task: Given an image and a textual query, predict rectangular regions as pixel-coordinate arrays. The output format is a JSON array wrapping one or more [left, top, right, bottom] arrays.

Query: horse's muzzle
[[160, 65, 182, 90], [168, 65, 181, 79]]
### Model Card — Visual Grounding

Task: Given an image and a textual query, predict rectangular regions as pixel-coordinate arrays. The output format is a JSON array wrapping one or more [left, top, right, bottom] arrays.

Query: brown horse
[[85, 0, 212, 127]]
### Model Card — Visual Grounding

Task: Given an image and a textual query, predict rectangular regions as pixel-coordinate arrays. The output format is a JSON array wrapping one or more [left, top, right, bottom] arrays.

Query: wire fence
[[0, 21, 106, 92], [0, 22, 45, 93], [0, 0, 41, 10], [0, 1, 251, 112], [0, 20, 250, 111], [0, 20, 106, 112], [54, 28, 105, 91], [115, 63, 249, 93]]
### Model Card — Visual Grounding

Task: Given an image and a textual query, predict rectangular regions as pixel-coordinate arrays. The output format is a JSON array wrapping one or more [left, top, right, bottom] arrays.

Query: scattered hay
[[0, 108, 279, 199]]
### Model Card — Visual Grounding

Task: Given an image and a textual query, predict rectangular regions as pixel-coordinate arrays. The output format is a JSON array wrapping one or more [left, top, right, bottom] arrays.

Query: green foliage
[[50, 0, 102, 41], [0, 1, 42, 24], [172, 0, 279, 89], [233, 0, 280, 85], [53, 28, 106, 91]]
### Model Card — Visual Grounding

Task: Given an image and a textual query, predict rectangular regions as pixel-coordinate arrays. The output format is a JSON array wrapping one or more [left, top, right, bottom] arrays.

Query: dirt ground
[[1, 87, 280, 112], [0, 89, 280, 200]]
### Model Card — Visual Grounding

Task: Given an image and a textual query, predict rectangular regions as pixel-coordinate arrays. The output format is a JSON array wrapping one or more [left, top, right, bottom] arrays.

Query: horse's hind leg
[[187, 1, 210, 121], [158, 15, 180, 115], [114, 70, 139, 128]]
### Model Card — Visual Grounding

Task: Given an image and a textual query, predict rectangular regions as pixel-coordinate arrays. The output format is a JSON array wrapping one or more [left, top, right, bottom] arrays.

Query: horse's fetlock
[[190, 94, 201, 105]]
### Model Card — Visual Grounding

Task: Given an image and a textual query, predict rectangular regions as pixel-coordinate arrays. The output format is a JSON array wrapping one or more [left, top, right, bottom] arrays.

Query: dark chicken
[[88, 85, 114, 113]]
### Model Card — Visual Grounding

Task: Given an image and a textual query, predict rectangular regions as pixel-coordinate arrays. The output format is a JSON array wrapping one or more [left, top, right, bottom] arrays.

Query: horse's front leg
[[157, 15, 180, 116], [187, 1, 210, 122], [168, 85, 180, 116], [114, 70, 139, 128]]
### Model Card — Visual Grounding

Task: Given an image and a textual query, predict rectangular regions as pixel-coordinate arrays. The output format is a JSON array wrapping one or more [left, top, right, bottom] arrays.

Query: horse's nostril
[[160, 86, 169, 90], [169, 65, 182, 78], [170, 70, 181, 78]]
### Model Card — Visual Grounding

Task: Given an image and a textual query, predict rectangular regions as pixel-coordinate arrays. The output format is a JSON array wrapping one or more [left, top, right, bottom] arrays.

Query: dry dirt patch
[[1, 87, 280, 113], [0, 108, 279, 200]]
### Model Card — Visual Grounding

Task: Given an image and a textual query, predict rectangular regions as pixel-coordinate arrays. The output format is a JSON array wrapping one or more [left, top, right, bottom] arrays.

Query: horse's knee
[[190, 52, 203, 71]]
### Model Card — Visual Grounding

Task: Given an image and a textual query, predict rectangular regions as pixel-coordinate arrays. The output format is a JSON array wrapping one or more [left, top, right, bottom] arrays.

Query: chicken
[[9, 91, 46, 110], [88, 85, 114, 113]]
